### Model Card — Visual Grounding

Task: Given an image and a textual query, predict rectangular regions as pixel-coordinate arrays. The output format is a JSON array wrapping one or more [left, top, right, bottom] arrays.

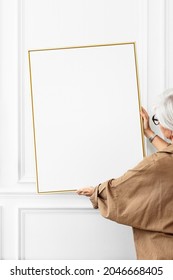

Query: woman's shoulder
[[131, 144, 173, 173]]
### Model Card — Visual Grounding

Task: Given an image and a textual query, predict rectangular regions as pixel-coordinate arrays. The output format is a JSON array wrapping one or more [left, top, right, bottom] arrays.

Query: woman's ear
[[167, 130, 173, 140], [169, 130, 173, 141]]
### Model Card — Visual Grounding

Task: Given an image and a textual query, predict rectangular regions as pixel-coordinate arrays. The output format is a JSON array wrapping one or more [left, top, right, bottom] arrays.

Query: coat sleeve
[[89, 154, 161, 232]]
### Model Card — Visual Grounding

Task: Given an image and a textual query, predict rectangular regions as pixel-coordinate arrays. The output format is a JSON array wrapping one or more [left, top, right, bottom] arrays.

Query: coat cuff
[[89, 186, 99, 209]]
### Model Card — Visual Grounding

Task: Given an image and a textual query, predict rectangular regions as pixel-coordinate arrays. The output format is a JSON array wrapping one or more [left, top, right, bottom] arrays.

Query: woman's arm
[[140, 107, 169, 151], [77, 107, 169, 197]]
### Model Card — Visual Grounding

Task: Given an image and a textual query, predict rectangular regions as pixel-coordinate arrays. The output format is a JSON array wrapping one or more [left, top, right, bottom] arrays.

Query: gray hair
[[154, 88, 173, 131]]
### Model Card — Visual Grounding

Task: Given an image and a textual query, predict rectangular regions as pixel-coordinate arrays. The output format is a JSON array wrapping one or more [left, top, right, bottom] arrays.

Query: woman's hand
[[140, 107, 154, 138], [76, 187, 94, 197]]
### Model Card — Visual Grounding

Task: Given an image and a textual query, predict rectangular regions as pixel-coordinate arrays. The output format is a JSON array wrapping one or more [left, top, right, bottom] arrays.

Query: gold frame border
[[28, 42, 146, 195]]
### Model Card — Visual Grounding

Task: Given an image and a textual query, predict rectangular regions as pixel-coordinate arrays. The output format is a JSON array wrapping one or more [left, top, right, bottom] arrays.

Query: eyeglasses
[[152, 115, 160, 125]]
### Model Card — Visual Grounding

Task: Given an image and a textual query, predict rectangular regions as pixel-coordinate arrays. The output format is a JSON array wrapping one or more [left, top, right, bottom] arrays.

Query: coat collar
[[157, 143, 173, 154]]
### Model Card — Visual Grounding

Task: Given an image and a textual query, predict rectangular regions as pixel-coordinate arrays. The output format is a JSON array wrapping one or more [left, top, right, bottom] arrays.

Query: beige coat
[[90, 144, 173, 259]]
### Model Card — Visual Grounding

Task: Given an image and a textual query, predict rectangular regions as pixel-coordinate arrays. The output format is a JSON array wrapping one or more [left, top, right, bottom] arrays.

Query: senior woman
[[77, 89, 173, 260]]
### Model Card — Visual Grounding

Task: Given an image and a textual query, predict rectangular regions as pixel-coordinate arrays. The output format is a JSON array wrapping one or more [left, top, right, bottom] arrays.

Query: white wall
[[0, 0, 172, 259]]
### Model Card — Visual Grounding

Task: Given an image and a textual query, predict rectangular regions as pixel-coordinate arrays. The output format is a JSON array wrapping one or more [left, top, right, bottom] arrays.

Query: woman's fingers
[[140, 106, 154, 137], [140, 107, 149, 118], [78, 188, 91, 196], [76, 187, 94, 197]]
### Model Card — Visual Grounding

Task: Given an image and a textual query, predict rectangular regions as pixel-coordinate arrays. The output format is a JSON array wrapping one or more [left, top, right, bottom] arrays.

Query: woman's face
[[159, 124, 173, 141]]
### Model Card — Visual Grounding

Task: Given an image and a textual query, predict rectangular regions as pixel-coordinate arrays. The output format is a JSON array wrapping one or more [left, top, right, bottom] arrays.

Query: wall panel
[[18, 208, 136, 260], [0, 207, 2, 259], [18, 0, 148, 183]]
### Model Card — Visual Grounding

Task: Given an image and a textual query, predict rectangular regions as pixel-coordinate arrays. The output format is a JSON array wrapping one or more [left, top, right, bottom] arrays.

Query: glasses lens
[[152, 115, 159, 125]]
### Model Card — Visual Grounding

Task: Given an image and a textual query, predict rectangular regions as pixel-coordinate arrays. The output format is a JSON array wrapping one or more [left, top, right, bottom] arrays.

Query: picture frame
[[28, 42, 145, 194]]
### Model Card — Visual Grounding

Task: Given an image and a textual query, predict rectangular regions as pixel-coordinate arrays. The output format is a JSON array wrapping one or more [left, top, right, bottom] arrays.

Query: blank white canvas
[[29, 43, 144, 193]]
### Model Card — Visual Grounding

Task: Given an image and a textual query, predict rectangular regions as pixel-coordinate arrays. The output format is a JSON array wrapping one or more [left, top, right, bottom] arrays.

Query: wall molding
[[138, 0, 148, 106], [17, 0, 36, 184], [18, 207, 97, 260], [18, 0, 25, 182], [0, 207, 3, 260], [165, 0, 173, 88], [0, 191, 76, 196], [165, 0, 169, 88]]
